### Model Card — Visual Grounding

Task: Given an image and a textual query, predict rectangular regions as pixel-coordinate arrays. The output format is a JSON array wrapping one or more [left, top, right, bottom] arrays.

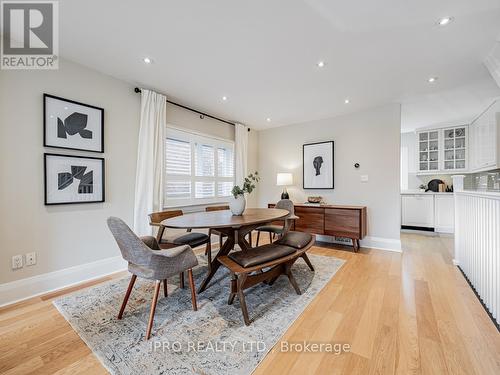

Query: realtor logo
[[1, 1, 58, 69]]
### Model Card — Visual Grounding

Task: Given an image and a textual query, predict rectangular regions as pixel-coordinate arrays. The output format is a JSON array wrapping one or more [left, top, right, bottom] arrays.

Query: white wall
[[257, 104, 402, 248], [0, 60, 259, 295], [0, 59, 141, 285]]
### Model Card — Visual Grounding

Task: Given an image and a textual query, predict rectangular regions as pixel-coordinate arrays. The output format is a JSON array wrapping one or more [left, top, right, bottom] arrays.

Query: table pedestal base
[[198, 223, 260, 293]]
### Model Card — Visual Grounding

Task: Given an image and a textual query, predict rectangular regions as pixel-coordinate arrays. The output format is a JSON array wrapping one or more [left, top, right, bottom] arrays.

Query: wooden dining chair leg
[[146, 280, 161, 340], [207, 243, 212, 272], [256, 231, 260, 247], [205, 239, 211, 257], [118, 274, 137, 319], [219, 235, 223, 249], [248, 232, 252, 247], [187, 269, 197, 311], [205, 230, 211, 255], [163, 279, 168, 297], [180, 272, 185, 288], [269, 232, 272, 243]]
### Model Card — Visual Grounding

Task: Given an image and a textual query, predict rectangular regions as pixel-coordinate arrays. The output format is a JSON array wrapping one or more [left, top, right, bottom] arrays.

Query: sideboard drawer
[[324, 208, 361, 238], [295, 207, 324, 234]]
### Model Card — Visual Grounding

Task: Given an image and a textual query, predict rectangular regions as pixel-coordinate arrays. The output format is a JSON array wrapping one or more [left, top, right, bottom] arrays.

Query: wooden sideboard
[[268, 203, 367, 252]]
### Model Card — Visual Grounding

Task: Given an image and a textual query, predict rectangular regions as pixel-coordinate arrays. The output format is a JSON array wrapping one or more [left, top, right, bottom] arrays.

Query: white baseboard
[[435, 226, 454, 234], [361, 236, 402, 252], [0, 256, 127, 308], [452, 259, 459, 266], [315, 234, 402, 253]]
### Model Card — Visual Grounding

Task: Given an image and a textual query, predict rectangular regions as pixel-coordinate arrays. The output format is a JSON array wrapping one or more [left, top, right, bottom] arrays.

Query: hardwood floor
[[1, 233, 499, 374]]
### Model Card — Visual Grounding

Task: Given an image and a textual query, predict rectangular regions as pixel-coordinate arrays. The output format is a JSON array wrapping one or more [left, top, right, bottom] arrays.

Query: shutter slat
[[195, 182, 215, 198], [195, 144, 215, 177], [166, 138, 191, 175], [217, 181, 233, 197], [218, 147, 234, 177]]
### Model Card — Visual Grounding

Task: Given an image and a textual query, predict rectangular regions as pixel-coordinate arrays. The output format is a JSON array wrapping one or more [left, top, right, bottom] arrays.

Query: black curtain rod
[[134, 87, 248, 131]]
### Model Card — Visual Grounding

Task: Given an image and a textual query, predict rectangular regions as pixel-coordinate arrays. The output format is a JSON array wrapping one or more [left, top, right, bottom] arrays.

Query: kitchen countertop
[[401, 190, 454, 195]]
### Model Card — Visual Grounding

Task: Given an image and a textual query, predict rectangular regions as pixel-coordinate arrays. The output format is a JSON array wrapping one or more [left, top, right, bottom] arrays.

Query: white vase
[[230, 195, 246, 215]]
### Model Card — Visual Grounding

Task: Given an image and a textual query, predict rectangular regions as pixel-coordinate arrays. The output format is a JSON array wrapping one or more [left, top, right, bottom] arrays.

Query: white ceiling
[[401, 76, 500, 132], [58, 0, 500, 130]]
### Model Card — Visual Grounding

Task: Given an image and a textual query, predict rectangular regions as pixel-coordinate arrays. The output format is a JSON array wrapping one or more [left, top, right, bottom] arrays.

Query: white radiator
[[455, 191, 500, 326]]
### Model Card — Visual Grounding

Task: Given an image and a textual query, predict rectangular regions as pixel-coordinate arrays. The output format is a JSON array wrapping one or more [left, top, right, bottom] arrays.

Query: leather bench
[[218, 231, 315, 325]]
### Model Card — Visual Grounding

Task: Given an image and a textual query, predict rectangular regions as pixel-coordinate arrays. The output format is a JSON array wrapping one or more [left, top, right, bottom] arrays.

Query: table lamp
[[276, 173, 293, 199]]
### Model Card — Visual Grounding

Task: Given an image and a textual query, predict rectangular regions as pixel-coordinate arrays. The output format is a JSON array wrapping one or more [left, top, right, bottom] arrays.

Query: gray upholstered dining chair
[[255, 199, 297, 245], [255, 199, 314, 271], [149, 209, 210, 289], [107, 217, 199, 340]]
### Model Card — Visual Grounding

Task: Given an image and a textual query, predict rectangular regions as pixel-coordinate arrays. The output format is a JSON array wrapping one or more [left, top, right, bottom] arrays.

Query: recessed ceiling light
[[437, 17, 453, 26], [317, 61, 325, 68], [266, 118, 271, 122], [143, 57, 152, 64], [222, 96, 227, 101], [344, 99, 350, 104], [428, 77, 438, 83]]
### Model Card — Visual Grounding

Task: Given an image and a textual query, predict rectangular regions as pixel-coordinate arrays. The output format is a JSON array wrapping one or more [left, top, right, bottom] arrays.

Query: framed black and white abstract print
[[44, 154, 105, 205], [303, 141, 334, 189], [44, 94, 104, 153]]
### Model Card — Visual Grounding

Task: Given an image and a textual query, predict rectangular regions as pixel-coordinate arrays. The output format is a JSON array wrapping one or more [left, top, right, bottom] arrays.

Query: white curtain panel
[[235, 123, 248, 186], [133, 89, 167, 235]]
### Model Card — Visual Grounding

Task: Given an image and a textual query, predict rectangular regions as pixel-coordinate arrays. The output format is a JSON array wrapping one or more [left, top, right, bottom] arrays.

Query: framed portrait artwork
[[303, 141, 334, 189], [44, 153, 105, 205], [43, 94, 104, 153]]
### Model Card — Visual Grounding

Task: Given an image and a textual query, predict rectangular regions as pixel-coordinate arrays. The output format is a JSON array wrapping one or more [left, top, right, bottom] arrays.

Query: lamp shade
[[276, 173, 293, 186]]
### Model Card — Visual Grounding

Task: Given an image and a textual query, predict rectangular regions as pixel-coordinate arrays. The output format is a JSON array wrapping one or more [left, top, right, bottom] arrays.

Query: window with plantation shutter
[[165, 127, 234, 206], [217, 181, 233, 197], [218, 147, 234, 177], [195, 144, 214, 177], [166, 138, 191, 175]]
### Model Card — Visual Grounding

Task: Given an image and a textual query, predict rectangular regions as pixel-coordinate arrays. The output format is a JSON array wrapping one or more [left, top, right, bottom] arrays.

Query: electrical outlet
[[26, 252, 36, 266], [11, 255, 23, 270], [360, 175, 369, 182]]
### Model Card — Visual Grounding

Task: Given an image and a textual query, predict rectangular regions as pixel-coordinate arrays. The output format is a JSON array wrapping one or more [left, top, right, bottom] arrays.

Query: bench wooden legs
[[227, 260, 302, 325], [228, 276, 237, 305], [301, 253, 315, 271], [285, 263, 302, 295], [237, 274, 250, 325]]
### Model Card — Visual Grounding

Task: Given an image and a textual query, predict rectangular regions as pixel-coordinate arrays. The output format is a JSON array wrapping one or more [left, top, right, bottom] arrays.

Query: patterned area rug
[[54, 253, 344, 375]]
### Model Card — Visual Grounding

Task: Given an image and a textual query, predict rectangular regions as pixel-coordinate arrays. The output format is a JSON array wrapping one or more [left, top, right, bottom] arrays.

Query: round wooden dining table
[[162, 208, 289, 293]]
